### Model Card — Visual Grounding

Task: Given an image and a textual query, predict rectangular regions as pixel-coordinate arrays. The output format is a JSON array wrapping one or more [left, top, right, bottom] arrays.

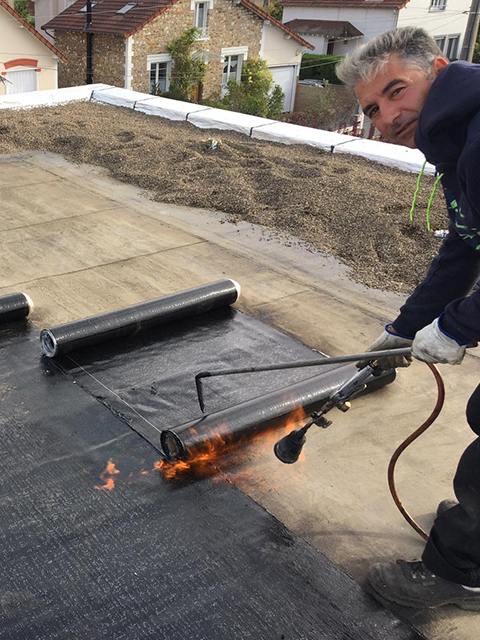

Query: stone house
[[43, 0, 314, 110], [0, 0, 66, 95]]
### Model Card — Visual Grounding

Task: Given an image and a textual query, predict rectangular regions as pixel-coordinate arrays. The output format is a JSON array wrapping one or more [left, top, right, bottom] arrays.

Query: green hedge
[[300, 54, 344, 85]]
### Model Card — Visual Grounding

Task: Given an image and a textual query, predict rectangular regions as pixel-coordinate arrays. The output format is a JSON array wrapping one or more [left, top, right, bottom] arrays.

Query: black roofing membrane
[[55, 307, 394, 455], [0, 318, 424, 639]]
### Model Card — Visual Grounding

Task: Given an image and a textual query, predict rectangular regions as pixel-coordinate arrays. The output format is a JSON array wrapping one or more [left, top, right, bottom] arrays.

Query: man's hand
[[412, 318, 466, 364], [365, 325, 413, 370]]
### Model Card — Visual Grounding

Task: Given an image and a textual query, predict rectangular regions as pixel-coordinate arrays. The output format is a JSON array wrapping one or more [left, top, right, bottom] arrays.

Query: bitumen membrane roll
[[40, 279, 240, 357], [160, 365, 395, 460], [0, 292, 33, 324]]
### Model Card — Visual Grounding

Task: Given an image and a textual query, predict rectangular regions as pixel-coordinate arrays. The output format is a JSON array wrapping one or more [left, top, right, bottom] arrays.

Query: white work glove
[[363, 324, 413, 370], [412, 317, 467, 365]]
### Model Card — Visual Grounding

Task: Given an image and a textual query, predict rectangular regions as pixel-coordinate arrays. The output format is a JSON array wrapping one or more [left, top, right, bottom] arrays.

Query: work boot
[[437, 499, 458, 517], [368, 560, 480, 610]]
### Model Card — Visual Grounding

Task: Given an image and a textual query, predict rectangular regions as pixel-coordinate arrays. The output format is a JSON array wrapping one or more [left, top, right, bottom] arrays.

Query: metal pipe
[[40, 280, 241, 358], [0, 293, 34, 324], [86, 0, 93, 84], [195, 347, 411, 412], [197, 347, 411, 377], [161, 364, 395, 460], [460, 0, 480, 62]]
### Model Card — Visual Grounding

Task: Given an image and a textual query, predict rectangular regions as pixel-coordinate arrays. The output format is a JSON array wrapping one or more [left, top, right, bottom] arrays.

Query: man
[[336, 27, 480, 610]]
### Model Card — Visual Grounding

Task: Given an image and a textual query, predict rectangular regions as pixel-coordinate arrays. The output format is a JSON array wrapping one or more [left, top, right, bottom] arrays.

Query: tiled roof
[[279, 0, 409, 8], [0, 1, 67, 62], [43, 0, 175, 36], [43, 0, 314, 48], [284, 19, 363, 38]]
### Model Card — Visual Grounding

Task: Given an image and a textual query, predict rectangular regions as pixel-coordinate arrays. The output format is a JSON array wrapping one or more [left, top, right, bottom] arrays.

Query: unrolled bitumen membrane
[[40, 279, 240, 357], [55, 303, 395, 465], [0, 292, 33, 323], [0, 319, 425, 640]]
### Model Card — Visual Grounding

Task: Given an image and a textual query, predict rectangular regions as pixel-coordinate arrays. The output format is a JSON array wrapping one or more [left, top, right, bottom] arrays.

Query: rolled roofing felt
[[0, 293, 34, 324], [40, 279, 241, 358], [160, 365, 395, 460]]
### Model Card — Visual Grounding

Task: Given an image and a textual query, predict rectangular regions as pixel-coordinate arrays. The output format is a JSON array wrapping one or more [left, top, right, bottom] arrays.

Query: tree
[[14, 0, 34, 27], [474, 30, 480, 63], [153, 28, 206, 102], [221, 58, 285, 119]]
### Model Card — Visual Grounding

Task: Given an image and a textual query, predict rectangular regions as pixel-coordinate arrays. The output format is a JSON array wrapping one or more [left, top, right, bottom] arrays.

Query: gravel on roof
[[0, 101, 448, 293]]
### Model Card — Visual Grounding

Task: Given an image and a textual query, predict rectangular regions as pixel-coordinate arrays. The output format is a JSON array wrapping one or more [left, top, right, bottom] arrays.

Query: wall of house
[[0, 4, 58, 95], [35, 0, 76, 43], [260, 20, 304, 66], [396, 0, 470, 59], [131, 0, 264, 98], [282, 7, 397, 55], [55, 31, 125, 87], [288, 33, 326, 55]]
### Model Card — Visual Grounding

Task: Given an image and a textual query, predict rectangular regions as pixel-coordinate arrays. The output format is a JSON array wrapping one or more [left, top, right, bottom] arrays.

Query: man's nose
[[382, 101, 402, 126]]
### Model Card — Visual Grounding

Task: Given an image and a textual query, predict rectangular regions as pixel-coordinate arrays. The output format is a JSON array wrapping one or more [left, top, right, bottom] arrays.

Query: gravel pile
[[0, 101, 448, 292]]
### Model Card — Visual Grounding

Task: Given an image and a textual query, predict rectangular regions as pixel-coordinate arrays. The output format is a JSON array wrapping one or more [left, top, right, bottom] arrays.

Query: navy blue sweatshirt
[[392, 61, 480, 344]]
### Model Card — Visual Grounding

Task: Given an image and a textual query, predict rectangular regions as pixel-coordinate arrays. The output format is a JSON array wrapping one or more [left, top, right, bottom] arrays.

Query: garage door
[[6, 69, 38, 95], [269, 66, 296, 113]]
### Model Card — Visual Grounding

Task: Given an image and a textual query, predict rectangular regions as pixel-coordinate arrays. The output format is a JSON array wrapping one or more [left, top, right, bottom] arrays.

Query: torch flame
[[155, 406, 308, 481], [95, 459, 120, 491]]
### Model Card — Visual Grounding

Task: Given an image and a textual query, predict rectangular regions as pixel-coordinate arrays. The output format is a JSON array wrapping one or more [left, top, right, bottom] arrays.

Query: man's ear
[[432, 57, 449, 78]]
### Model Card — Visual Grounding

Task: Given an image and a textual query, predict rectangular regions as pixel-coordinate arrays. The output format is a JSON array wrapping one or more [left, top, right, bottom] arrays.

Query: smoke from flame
[[156, 406, 308, 481]]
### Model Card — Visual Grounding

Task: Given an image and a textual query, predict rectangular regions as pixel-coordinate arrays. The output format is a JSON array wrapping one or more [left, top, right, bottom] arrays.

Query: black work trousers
[[422, 381, 480, 587]]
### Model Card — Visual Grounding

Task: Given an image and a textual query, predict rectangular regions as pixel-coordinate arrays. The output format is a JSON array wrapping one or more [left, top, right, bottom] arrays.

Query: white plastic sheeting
[[0, 83, 433, 174], [187, 108, 276, 135], [92, 87, 157, 109], [251, 121, 356, 152], [0, 84, 110, 110], [134, 96, 212, 121], [335, 138, 436, 175]]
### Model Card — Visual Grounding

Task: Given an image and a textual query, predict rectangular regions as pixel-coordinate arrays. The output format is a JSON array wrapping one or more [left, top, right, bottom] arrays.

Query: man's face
[[355, 54, 447, 148]]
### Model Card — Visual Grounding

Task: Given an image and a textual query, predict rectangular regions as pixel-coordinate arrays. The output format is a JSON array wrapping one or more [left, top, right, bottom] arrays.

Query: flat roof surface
[[1, 150, 479, 638]]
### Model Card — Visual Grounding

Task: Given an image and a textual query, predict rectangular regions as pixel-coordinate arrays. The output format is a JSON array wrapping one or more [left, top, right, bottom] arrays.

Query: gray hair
[[336, 27, 446, 91]]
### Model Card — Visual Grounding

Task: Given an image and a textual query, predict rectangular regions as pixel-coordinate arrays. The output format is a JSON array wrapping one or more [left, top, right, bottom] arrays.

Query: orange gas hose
[[387, 362, 445, 541]]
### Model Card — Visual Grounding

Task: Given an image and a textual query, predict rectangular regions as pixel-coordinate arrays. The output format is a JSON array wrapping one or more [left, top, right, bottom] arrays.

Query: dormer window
[[116, 3, 137, 14]]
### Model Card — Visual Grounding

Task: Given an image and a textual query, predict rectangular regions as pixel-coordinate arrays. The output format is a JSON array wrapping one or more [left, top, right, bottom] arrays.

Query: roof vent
[[116, 2, 138, 13]]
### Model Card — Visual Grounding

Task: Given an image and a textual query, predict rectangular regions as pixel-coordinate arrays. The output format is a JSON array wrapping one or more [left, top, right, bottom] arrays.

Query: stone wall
[[131, 0, 263, 98], [56, 31, 125, 88], [55, 1, 264, 96]]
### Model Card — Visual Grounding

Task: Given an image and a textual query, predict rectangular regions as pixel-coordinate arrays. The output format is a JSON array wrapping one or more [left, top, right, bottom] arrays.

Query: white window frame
[[434, 35, 446, 51], [446, 34, 460, 60], [191, 0, 213, 38], [430, 0, 447, 11], [221, 46, 248, 95], [147, 54, 172, 94]]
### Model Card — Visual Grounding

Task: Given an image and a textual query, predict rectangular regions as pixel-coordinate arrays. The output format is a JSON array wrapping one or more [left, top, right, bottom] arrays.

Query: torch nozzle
[[274, 427, 308, 464]]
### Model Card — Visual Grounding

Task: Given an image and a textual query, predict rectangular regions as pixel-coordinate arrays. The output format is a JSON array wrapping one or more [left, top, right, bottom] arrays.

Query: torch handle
[[195, 347, 411, 413]]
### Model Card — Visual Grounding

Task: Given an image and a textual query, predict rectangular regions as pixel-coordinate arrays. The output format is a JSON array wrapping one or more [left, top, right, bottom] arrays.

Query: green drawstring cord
[[409, 160, 426, 222], [426, 172, 444, 232], [409, 159, 444, 231]]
